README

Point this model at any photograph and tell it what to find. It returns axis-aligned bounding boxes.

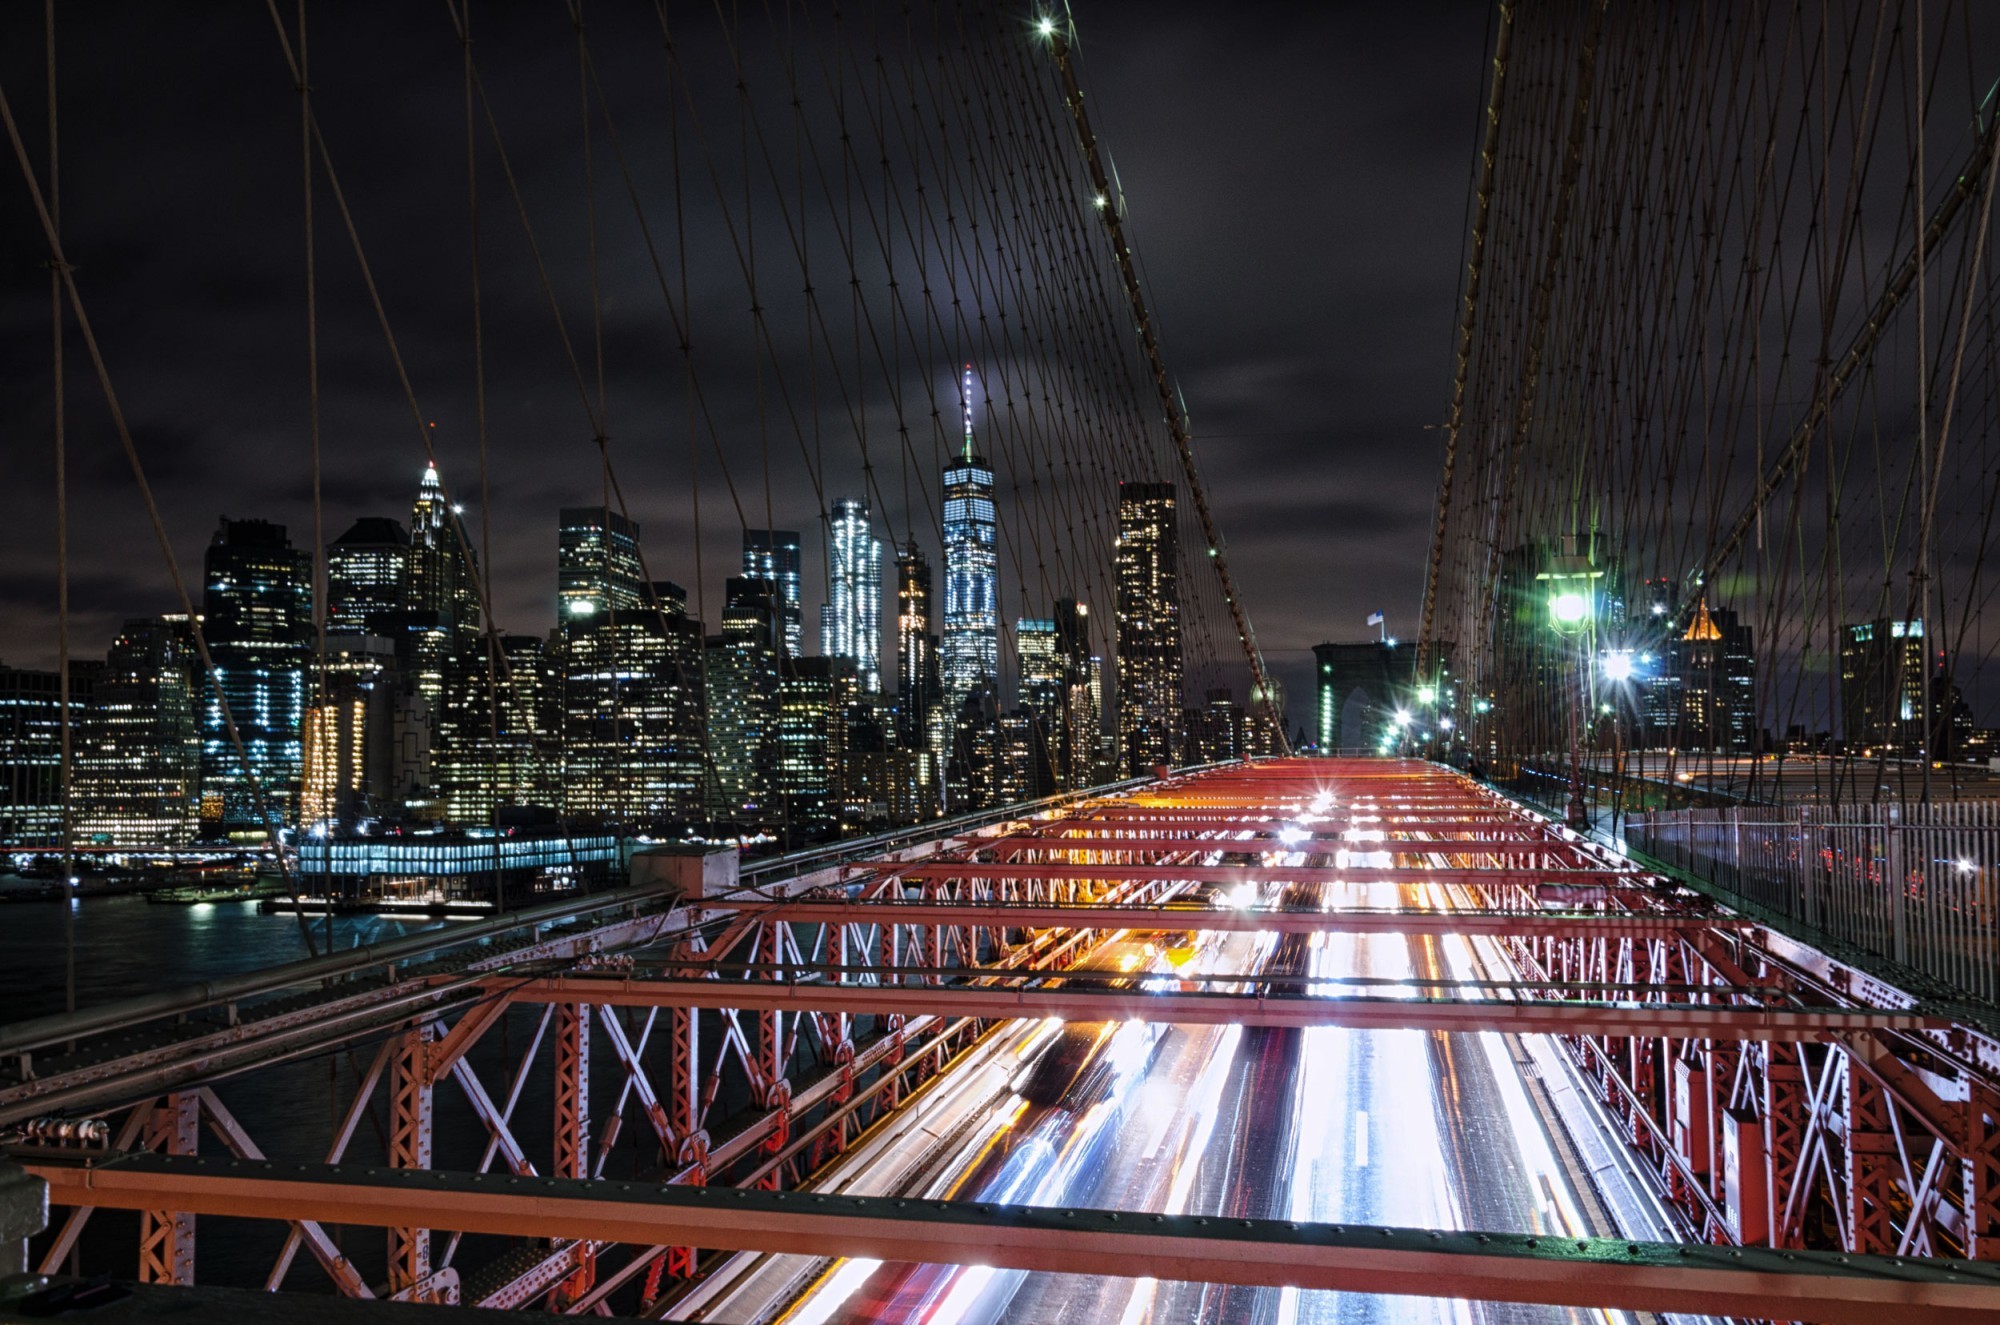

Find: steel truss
[6,758,2000,1322]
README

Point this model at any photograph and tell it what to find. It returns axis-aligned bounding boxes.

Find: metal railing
[1627,803,2000,1006]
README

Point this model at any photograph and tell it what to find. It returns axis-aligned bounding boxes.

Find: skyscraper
[742,529,804,657]
[200,517,312,831]
[74,618,201,846]
[776,655,859,840]
[558,507,645,622]
[406,464,481,638]
[1115,481,1183,774]
[0,663,87,847]
[941,366,999,726]
[325,517,409,634]
[1841,618,1930,753]
[1016,617,1062,796]
[705,577,784,821]
[895,542,942,756]
[434,635,558,825]
[1052,597,1099,789]
[820,498,882,692]
[560,611,706,825]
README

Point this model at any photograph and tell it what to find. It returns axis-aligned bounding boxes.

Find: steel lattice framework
[7,758,2000,1322]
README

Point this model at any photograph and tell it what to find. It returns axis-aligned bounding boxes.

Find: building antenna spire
[962,363,974,460]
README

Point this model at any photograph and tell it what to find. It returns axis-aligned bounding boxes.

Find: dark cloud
[0,1,1487,736]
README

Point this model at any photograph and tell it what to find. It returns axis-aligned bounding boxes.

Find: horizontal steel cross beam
[887,863,1646,885]
[493,975,1936,1038]
[701,899,1748,940]
[985,836,1597,856]
[23,1152,2000,1325]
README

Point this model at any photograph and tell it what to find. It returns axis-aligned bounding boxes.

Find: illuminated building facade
[560,612,705,826]
[742,529,804,657]
[1841,618,1932,754]
[325,517,408,635]
[300,645,431,829]
[776,655,858,839]
[558,507,645,622]
[74,619,201,846]
[1190,688,1250,763]
[0,664,86,847]
[1114,482,1183,774]
[1052,598,1100,788]
[820,497,882,692]
[200,517,311,832]
[406,465,481,639]
[705,578,783,821]
[434,635,558,825]
[1016,618,1062,797]
[942,369,998,729]
[895,542,943,758]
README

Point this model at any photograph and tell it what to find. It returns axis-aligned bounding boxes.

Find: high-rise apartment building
[1115,482,1183,774]
[895,542,943,757]
[325,517,409,634]
[74,619,201,846]
[742,529,804,657]
[406,465,481,638]
[820,498,882,692]
[558,507,646,622]
[942,369,999,727]
[200,517,311,832]
[299,642,430,828]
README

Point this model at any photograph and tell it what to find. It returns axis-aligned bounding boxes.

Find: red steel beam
[983,836,1604,856]
[491,975,1937,1038]
[26,1153,2000,1325]
[887,863,1644,885]
[699,899,1748,940]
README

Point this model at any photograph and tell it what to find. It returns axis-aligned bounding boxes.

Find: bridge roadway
[8,758,2000,1323]
[676,904,1679,1325]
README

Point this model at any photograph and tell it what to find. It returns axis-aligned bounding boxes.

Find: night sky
[0,2,1489,731]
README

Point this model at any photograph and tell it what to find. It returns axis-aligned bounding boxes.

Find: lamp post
[1537,554,1602,832]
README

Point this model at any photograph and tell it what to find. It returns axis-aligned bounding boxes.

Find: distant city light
[1439,716,1454,731]
[1276,824,1309,846]
[1416,685,1436,705]
[1037,15,1056,36]
[1601,651,1635,682]
[568,599,598,616]
[1392,709,1411,727]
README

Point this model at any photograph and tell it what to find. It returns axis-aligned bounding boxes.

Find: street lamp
[1535,551,1604,832]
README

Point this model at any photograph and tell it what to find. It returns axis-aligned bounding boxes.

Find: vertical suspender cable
[298,0,330,953]
[47,0,75,1018]
[1042,23,1288,756]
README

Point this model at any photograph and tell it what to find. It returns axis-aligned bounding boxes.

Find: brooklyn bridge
[4,4,2000,1323]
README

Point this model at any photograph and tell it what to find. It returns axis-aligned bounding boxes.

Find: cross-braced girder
[10,758,2000,1322]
